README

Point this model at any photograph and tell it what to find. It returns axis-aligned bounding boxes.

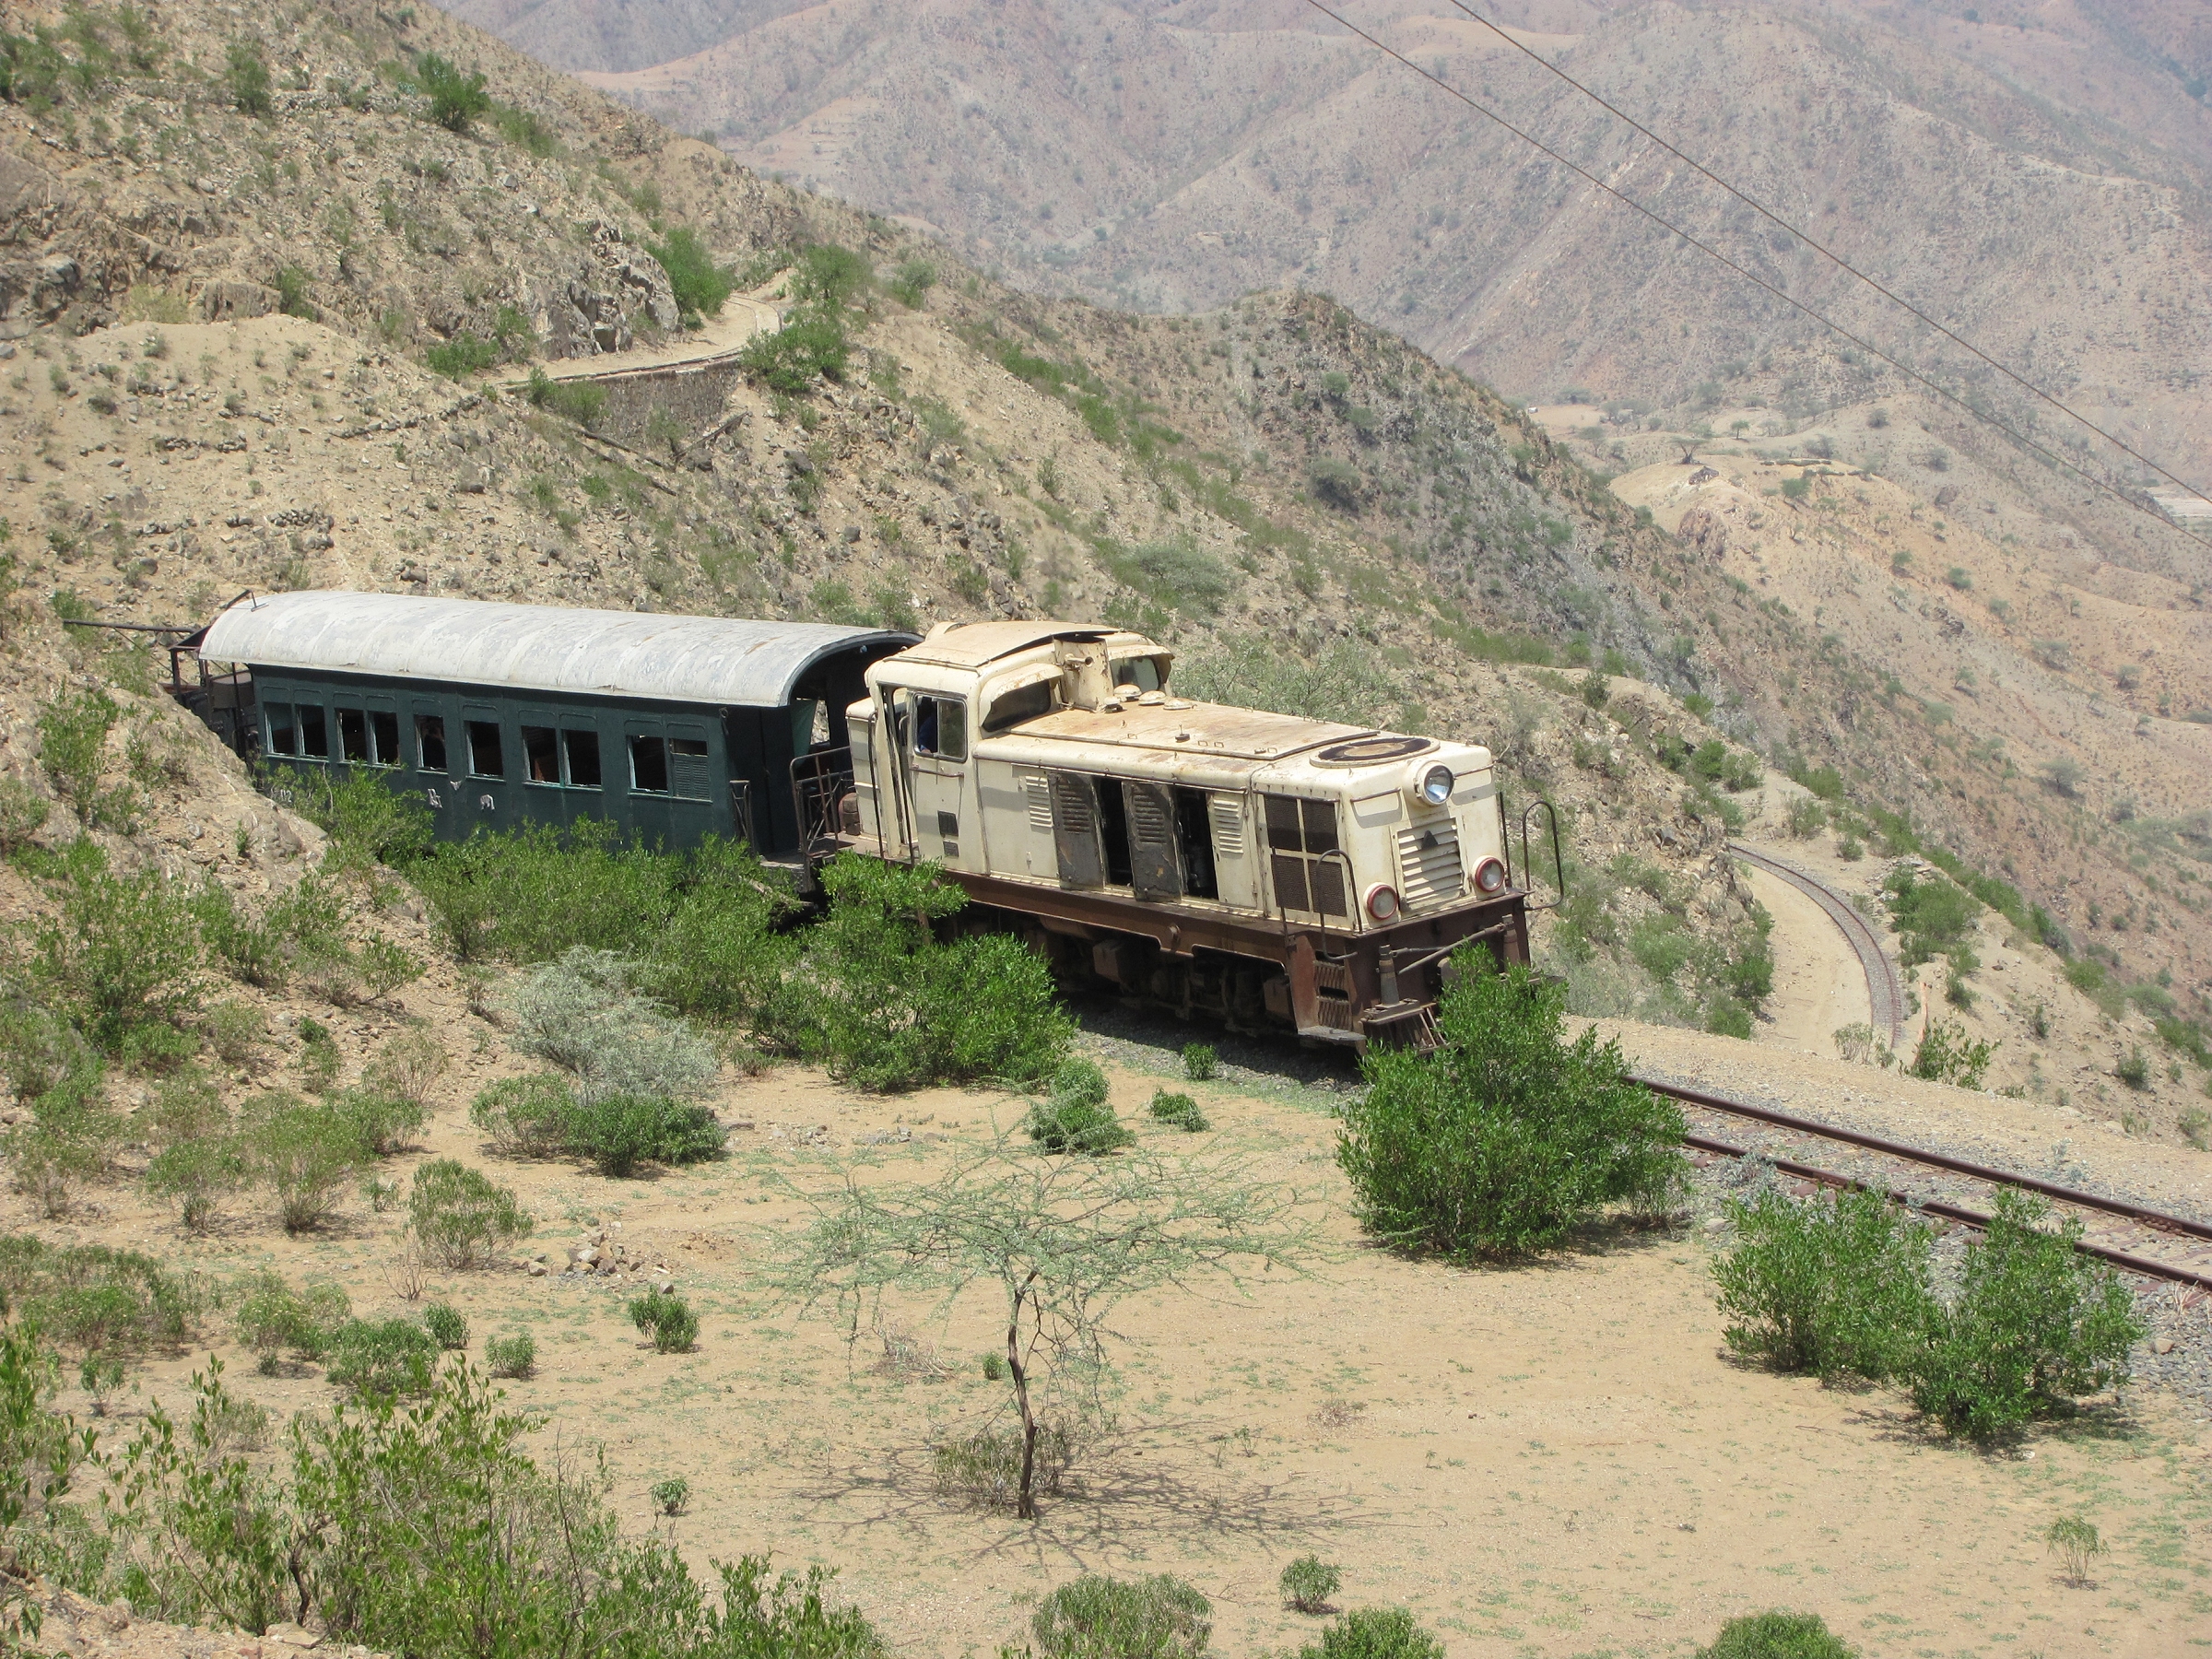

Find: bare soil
[39,999,2212,1659]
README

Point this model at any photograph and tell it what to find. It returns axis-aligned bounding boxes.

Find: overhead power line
[1294,0,2212,556]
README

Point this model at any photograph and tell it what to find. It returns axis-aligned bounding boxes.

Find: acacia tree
[772,1137,1317,1519]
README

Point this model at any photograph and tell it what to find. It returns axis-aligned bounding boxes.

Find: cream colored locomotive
[830,620,1552,1048]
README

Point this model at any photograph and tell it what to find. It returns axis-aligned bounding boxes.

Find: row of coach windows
[265,703,711,797]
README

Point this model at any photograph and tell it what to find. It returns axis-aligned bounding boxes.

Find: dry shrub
[365,1028,449,1109]
[932,1421,1078,1511]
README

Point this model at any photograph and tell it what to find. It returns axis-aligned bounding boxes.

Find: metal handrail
[1312,847,1359,961]
[790,747,855,855]
[727,777,757,852]
[1518,799,1567,912]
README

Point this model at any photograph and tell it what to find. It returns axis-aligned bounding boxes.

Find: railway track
[1726,841,1906,1050]
[1631,1073,2212,1293]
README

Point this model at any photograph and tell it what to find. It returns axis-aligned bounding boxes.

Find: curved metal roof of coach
[197,592,916,709]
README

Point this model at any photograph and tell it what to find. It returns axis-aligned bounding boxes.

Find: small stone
[1702,1217,1726,1232]
[842,525,861,543]
[655,1278,675,1295]
[265,1622,321,1650]
[2153,1337,2175,1355]
[526,1261,547,1277]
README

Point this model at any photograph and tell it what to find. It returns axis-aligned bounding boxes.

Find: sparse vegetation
[1295,1606,1446,1659]
[628,1288,700,1354]
[1280,1556,1341,1615]
[408,1159,531,1267]
[1695,1612,1855,1659]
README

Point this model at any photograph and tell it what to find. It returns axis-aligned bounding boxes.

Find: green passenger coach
[194,592,916,857]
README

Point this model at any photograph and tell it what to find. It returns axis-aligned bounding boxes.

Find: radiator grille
[1396,811,1465,911]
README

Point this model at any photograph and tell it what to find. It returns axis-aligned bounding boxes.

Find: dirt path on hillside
[505,284,786,387]
[1742,859,1870,1058]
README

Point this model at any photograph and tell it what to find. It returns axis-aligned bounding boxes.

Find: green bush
[1340,962,1687,1257]
[737,312,850,394]
[1031,1574,1210,1659]
[332,1088,426,1157]
[325,1318,439,1397]
[1883,869,1980,969]
[0,775,50,854]
[275,265,315,321]
[421,1303,467,1351]
[628,1289,699,1354]
[1696,1610,1856,1659]
[36,688,117,826]
[408,1159,531,1268]
[651,1476,688,1516]
[567,1093,725,1178]
[1295,1607,1444,1659]
[1279,1556,1340,1615]
[468,1073,576,1158]
[423,333,500,380]
[245,1091,365,1232]
[501,947,721,1103]
[1026,1096,1135,1156]
[1903,1191,2142,1442]
[1711,1188,1933,1381]
[2116,1046,2149,1090]
[0,1237,194,1358]
[143,1135,249,1231]
[1784,796,1826,839]
[888,259,936,307]
[523,365,606,426]
[647,227,735,326]
[27,851,204,1056]
[1181,1042,1217,1082]
[1908,1018,1997,1089]
[224,42,270,117]
[1147,1091,1208,1133]
[769,856,1070,1090]
[416,53,489,132]
[484,1332,535,1379]
[234,1274,350,1371]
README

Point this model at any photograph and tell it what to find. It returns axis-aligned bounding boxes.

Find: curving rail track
[1634,1073,2212,1292]
[1727,841,1906,1050]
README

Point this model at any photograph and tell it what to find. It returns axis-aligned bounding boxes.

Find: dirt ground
[31,1006,2212,1659]
[1735,856,1874,1055]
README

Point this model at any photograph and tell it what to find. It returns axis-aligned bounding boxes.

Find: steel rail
[1680,1128,2212,1292]
[1726,841,1905,1049]
[1640,1074,2212,1243]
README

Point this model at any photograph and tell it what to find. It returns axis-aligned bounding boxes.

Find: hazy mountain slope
[546,0,2212,512]
[446,0,817,76]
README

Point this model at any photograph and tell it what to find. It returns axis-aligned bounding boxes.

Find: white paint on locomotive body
[844,620,1507,931]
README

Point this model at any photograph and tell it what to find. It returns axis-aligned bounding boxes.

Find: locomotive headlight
[1364,884,1401,923]
[1473,856,1508,896]
[1418,763,1454,806]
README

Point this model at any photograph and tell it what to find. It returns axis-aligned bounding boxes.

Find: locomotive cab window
[1109,655,1165,693]
[416,715,448,774]
[983,679,1054,733]
[912,694,967,762]
[265,702,298,758]
[1265,794,1347,918]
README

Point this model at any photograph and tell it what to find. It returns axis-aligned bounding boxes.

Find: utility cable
[1292,0,2212,555]
[1436,0,2212,519]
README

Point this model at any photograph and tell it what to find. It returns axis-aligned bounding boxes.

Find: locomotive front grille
[1395,810,1465,912]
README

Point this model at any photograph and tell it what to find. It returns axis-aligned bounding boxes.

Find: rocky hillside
[0,0,2199,1112]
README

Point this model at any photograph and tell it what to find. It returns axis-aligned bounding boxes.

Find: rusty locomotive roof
[894,619,1160,669]
[986,700,1374,763]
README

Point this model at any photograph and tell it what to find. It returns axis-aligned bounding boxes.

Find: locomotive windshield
[1108,654,1166,693]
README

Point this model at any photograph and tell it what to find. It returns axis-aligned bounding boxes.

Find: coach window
[265,702,298,758]
[416,714,448,773]
[630,735,670,794]
[337,708,370,764]
[522,725,560,784]
[299,705,330,761]
[563,729,602,789]
[669,736,711,799]
[466,720,504,779]
[370,711,401,768]
[914,695,967,762]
